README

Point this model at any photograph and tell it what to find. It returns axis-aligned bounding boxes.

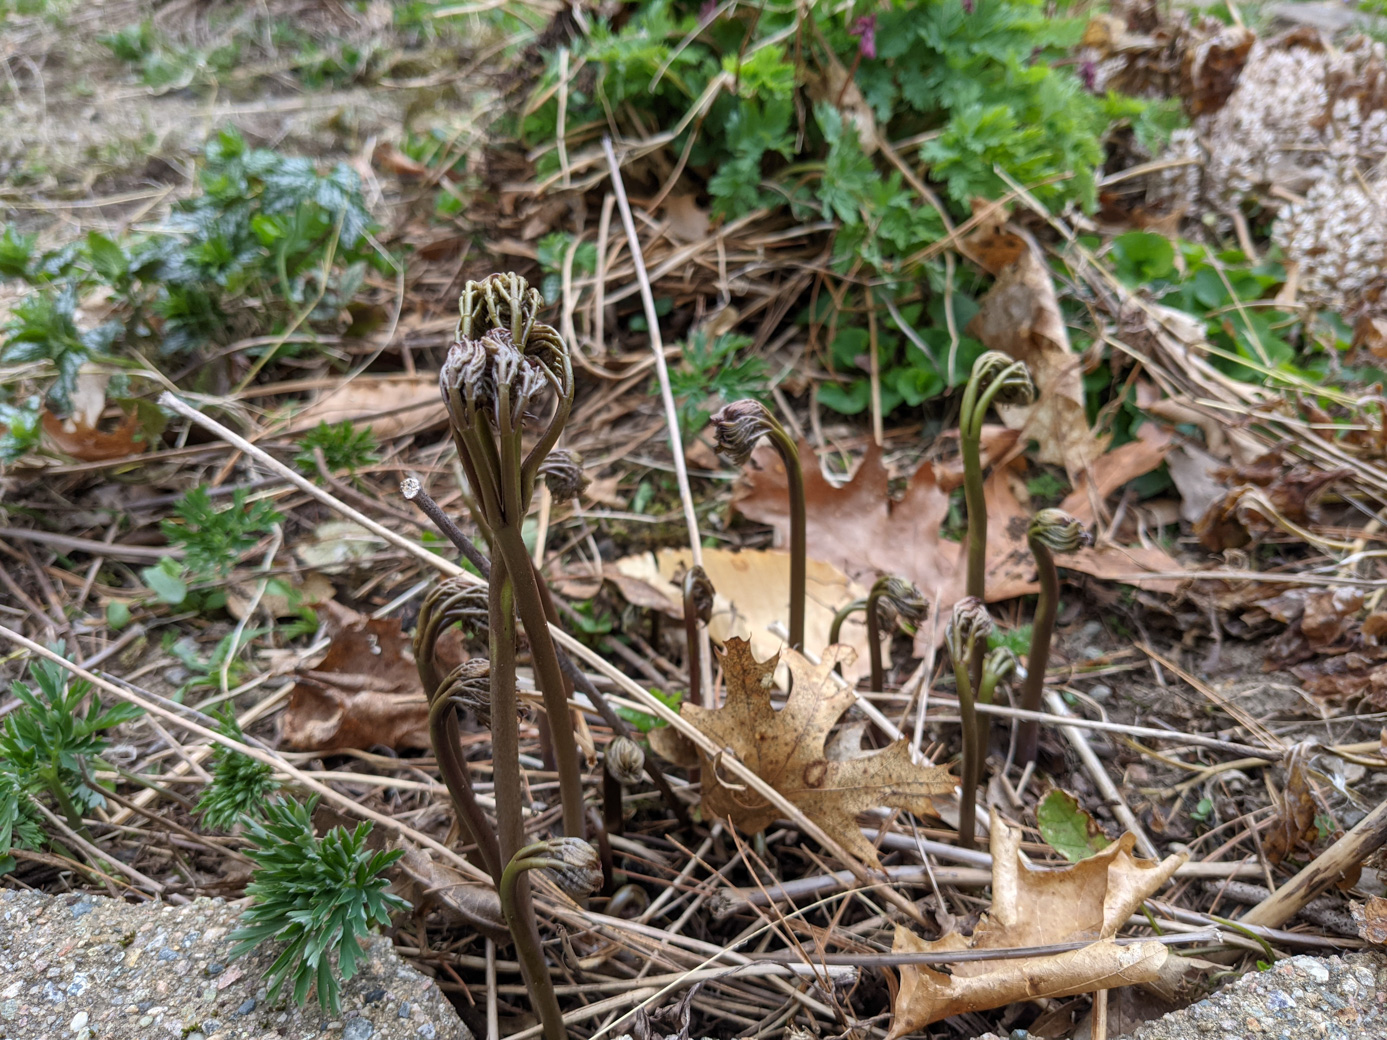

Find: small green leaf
[1037,789,1112,862]
[141,559,187,605]
[106,601,133,630]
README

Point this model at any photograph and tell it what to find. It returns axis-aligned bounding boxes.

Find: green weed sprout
[828,576,929,690]
[1016,509,1091,765]
[500,838,602,1040]
[711,400,805,649]
[231,797,407,1013]
[946,597,993,851]
[0,648,142,837]
[0,767,45,874]
[293,420,379,479]
[162,485,282,579]
[195,707,278,831]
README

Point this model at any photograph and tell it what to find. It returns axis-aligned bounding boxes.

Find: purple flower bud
[850,15,876,60]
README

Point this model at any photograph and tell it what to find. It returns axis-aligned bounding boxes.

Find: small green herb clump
[231,797,408,1012]
[0,648,143,844]
[196,708,278,831]
[293,421,380,478]
[162,485,283,579]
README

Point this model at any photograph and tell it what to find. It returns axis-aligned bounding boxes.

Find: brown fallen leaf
[611,546,875,682]
[887,809,1185,1035]
[281,601,430,751]
[227,571,336,621]
[1059,423,1172,525]
[286,374,448,440]
[1351,895,1387,944]
[393,842,507,943]
[965,225,1108,477]
[734,440,1183,650]
[1264,743,1320,866]
[681,638,955,868]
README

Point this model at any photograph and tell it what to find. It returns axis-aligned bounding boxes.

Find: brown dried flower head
[946,596,994,664]
[683,565,716,625]
[1029,509,1092,554]
[604,735,646,785]
[538,448,589,499]
[710,399,775,466]
[440,328,549,433]
[970,351,1036,408]
[873,576,929,631]
[540,837,604,898]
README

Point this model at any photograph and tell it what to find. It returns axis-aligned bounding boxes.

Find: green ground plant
[0,648,143,844]
[196,707,279,830]
[293,420,380,478]
[230,796,407,1013]
[0,129,383,452]
[522,0,1179,423]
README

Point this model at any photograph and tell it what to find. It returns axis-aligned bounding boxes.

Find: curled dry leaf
[887,809,1185,1035]
[1264,743,1321,866]
[393,842,507,944]
[681,637,954,869]
[611,546,875,682]
[281,601,430,752]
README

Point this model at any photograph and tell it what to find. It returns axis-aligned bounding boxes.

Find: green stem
[952,653,979,851]
[975,664,1005,779]
[828,599,865,648]
[1017,537,1057,766]
[490,558,525,863]
[499,847,567,1040]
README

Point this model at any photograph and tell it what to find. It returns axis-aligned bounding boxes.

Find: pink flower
[850,15,876,60]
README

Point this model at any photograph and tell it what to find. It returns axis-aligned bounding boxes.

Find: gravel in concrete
[0,888,472,1040]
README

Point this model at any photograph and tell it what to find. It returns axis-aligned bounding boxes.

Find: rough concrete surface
[0,888,472,1040]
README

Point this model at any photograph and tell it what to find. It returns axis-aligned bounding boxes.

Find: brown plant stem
[489,557,525,864]
[602,768,624,837]
[771,422,807,652]
[954,662,980,851]
[1017,536,1058,767]
[428,693,502,882]
[493,524,587,839]
[498,845,568,1040]
[400,479,492,576]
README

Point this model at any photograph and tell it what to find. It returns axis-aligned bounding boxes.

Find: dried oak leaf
[281,601,430,751]
[286,374,448,439]
[887,809,1185,1035]
[735,440,1181,652]
[681,638,954,869]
